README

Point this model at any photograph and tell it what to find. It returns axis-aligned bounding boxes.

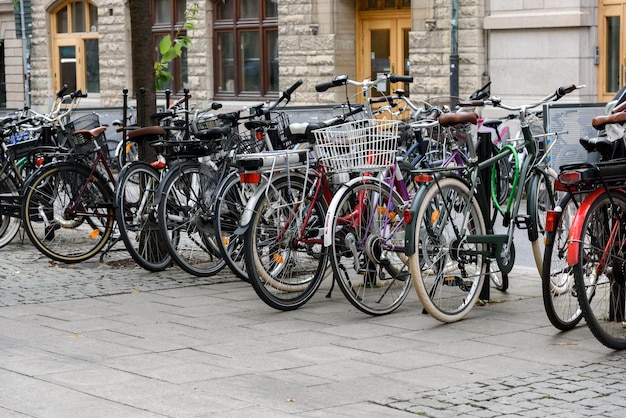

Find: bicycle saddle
[438,112,479,127]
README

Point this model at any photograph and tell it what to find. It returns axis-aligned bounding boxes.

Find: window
[214,0,278,97]
[153,0,188,93]
[51,1,99,93]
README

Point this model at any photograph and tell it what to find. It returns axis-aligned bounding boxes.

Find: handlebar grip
[71,90,88,98]
[369,96,395,104]
[315,81,334,92]
[457,100,484,107]
[284,79,303,97]
[556,84,577,100]
[56,84,69,98]
[389,74,413,83]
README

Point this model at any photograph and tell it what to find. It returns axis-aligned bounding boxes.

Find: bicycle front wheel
[244,173,328,311]
[541,193,583,331]
[116,161,171,272]
[157,162,226,276]
[21,162,115,263]
[0,171,21,248]
[408,176,487,323]
[329,178,412,315]
[573,190,626,349]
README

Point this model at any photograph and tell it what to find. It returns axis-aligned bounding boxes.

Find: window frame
[152,0,189,94]
[50,0,99,94]
[213,0,279,99]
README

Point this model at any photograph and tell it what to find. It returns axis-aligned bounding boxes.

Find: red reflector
[403,208,413,224]
[545,209,561,233]
[553,179,568,192]
[151,161,166,170]
[255,130,263,141]
[35,156,44,166]
[414,174,433,183]
[240,172,261,184]
[558,171,581,185]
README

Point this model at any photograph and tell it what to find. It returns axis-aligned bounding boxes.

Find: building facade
[0,0,609,111]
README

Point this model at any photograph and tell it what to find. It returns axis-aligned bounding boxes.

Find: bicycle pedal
[514,215,531,230]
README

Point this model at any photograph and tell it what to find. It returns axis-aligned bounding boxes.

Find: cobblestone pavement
[2,237,626,417]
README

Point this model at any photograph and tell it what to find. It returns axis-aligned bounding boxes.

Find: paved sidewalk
[0,238,623,417]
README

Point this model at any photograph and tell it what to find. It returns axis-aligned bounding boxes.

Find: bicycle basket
[267,112,292,150]
[191,114,219,137]
[313,119,399,173]
[71,113,101,131]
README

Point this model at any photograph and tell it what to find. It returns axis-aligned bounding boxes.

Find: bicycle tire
[157,162,226,276]
[0,171,21,248]
[541,193,583,331]
[213,170,252,282]
[328,178,412,315]
[528,167,560,275]
[573,190,626,349]
[408,175,487,323]
[21,162,115,263]
[116,161,172,272]
[244,173,328,311]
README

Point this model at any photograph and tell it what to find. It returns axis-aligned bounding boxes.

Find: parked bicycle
[404,84,582,323]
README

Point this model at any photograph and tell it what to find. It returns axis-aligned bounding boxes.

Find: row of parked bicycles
[3,75,626,349]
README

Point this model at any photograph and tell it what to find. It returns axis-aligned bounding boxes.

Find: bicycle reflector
[545,206,562,233]
[413,173,433,183]
[558,171,582,186]
[403,208,412,224]
[553,179,568,192]
[239,172,261,184]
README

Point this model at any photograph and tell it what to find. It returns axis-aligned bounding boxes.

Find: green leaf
[159,35,172,55]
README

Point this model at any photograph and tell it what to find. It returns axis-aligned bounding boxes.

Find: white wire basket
[313,119,399,173]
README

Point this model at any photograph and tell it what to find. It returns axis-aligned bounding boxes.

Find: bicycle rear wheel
[328,178,412,315]
[573,190,626,349]
[21,162,115,263]
[541,193,583,331]
[116,161,171,272]
[0,171,21,248]
[408,176,487,323]
[213,170,253,282]
[244,173,328,311]
[157,162,226,276]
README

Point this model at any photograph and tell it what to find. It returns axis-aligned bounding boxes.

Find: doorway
[357,11,411,119]
[598,2,626,102]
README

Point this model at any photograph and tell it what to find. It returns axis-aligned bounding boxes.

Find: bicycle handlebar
[457,84,585,112]
[315,73,413,93]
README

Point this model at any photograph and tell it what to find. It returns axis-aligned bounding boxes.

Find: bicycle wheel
[328,178,412,315]
[21,162,115,263]
[116,161,171,272]
[157,162,226,276]
[244,173,328,311]
[213,171,254,282]
[0,171,21,248]
[573,190,626,349]
[541,193,583,331]
[529,167,560,275]
[408,175,487,323]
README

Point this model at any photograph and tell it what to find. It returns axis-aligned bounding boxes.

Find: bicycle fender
[566,187,621,266]
[234,178,270,235]
[322,177,364,247]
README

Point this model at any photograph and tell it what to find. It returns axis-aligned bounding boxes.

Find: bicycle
[540,110,626,331]
[554,110,626,348]
[238,73,412,311]
[404,84,582,323]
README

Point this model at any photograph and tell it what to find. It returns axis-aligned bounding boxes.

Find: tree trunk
[128,0,157,127]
